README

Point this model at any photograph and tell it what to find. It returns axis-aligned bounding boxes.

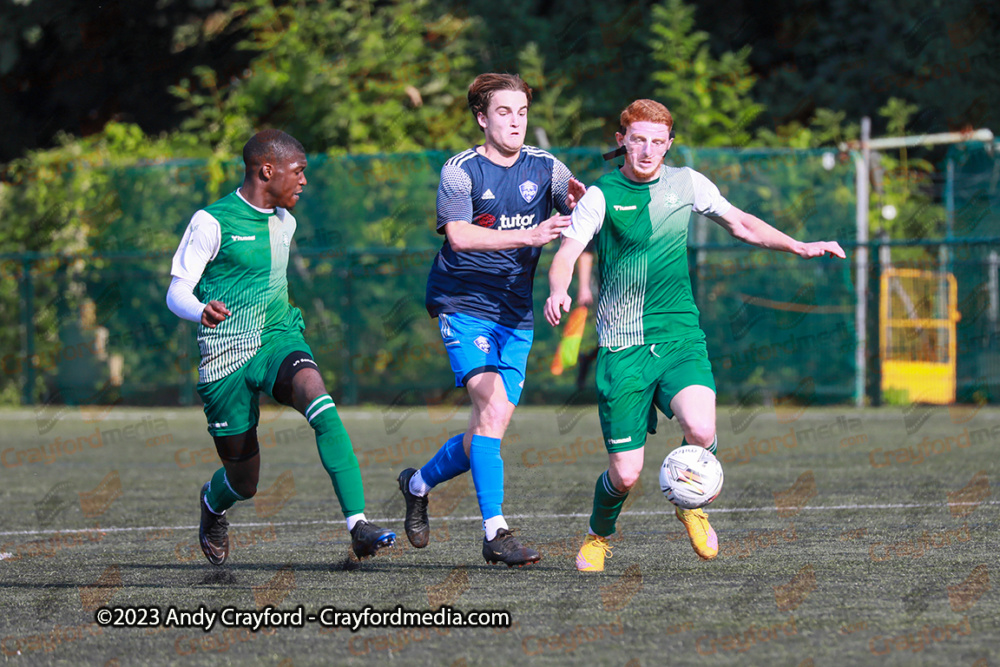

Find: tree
[170,0,480,156]
[715,0,1000,139]
[0,122,204,404]
[516,43,604,148]
[0,0,251,162]
[871,98,943,248]
[647,0,765,148]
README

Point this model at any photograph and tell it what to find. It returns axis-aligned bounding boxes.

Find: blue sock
[469,434,503,520]
[419,433,470,488]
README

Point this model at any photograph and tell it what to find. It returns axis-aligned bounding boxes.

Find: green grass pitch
[0,404,997,666]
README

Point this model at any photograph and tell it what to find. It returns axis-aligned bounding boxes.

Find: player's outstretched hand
[798,241,846,259]
[545,291,573,326]
[566,178,587,211]
[202,300,231,328]
[529,214,572,247]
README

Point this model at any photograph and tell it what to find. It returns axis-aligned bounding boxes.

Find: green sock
[204,467,245,514]
[307,395,365,517]
[589,470,629,537]
[683,435,718,456]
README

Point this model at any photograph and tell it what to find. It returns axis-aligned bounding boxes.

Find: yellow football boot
[575,533,614,572]
[675,506,718,560]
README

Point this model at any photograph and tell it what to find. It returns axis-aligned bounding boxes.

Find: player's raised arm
[709,206,846,259]
[687,168,845,260]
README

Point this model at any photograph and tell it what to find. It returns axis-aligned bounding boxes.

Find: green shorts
[196,309,313,437]
[595,338,716,453]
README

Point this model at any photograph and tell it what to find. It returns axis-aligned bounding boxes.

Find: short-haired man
[544,100,845,571]
[167,129,395,565]
[397,73,586,567]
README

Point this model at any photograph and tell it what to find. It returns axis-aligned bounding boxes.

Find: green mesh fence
[1,144,997,410]
[675,147,857,405]
[948,141,1000,400]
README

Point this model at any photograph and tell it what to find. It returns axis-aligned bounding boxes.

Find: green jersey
[170,191,298,383]
[564,166,731,348]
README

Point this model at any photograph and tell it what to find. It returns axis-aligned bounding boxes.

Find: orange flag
[551,306,588,375]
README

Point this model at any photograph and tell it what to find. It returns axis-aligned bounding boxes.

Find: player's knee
[229,479,258,499]
[611,466,641,492]
[685,424,716,448]
[478,400,509,434]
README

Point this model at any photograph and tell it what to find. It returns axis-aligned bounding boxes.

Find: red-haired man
[545,100,845,571]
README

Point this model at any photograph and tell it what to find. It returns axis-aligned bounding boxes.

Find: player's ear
[615,131,625,147]
[260,162,273,181]
[476,111,488,131]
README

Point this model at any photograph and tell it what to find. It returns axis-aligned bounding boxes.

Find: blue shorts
[438,312,533,405]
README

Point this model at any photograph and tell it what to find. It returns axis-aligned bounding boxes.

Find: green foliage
[452,0,656,144]
[0,122,223,405]
[754,95,942,264]
[648,0,765,147]
[516,43,605,147]
[872,98,943,258]
[0,0,250,162]
[4,0,1000,162]
[756,109,860,149]
[744,0,999,139]
[880,98,920,138]
[170,0,480,155]
[0,122,192,256]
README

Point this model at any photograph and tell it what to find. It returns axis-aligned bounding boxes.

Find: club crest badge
[519,180,538,203]
[474,335,491,353]
[665,192,680,205]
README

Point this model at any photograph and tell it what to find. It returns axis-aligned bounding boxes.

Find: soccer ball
[659,445,724,510]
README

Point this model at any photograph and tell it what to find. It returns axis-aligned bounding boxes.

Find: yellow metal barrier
[880,268,961,404]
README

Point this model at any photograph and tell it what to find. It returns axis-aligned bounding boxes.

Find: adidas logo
[482,189,495,200]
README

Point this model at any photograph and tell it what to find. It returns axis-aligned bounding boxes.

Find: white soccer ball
[659,445,724,510]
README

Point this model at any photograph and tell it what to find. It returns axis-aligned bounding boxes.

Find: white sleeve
[170,210,221,282]
[166,276,206,323]
[688,168,732,217]
[562,186,606,246]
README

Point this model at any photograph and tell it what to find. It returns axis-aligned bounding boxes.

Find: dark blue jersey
[426,145,574,329]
